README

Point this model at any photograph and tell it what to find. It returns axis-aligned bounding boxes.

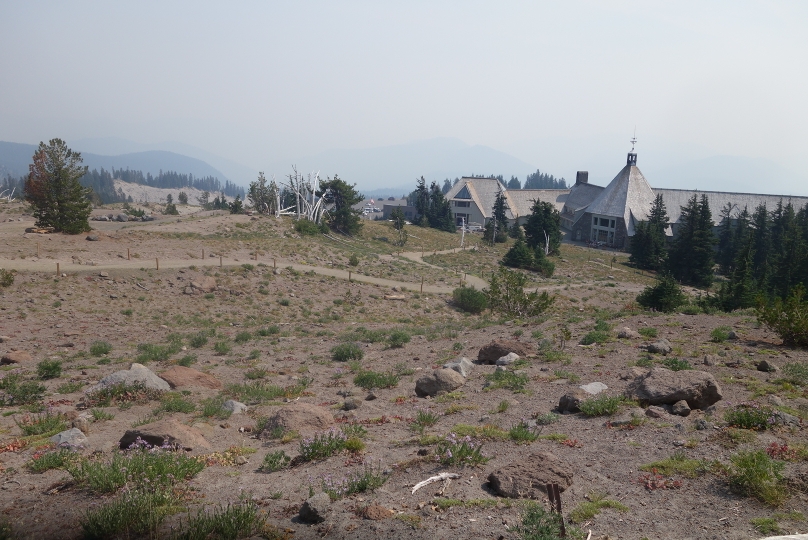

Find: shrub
[176,354,196,367]
[36,359,62,380]
[172,502,262,540]
[638,327,658,339]
[452,286,488,314]
[155,393,195,414]
[27,447,78,473]
[780,362,808,387]
[636,274,687,313]
[84,381,164,407]
[234,331,252,344]
[244,368,268,380]
[15,411,68,436]
[321,462,387,500]
[486,267,554,318]
[0,268,14,288]
[725,402,776,430]
[580,330,609,345]
[200,396,232,419]
[257,326,280,337]
[569,492,629,523]
[331,342,363,362]
[294,219,322,236]
[213,340,232,355]
[514,502,567,540]
[509,420,539,444]
[136,341,181,363]
[728,449,786,506]
[89,341,112,357]
[259,450,291,472]
[710,326,733,343]
[661,358,692,371]
[353,370,400,390]
[387,329,411,348]
[0,374,45,406]
[80,487,175,540]
[757,284,808,346]
[411,409,440,433]
[485,369,529,393]
[435,433,489,466]
[298,429,347,462]
[224,379,309,405]
[348,253,360,266]
[578,395,623,417]
[57,381,84,393]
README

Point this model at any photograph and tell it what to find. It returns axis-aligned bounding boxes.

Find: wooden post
[273,258,276,269]
[127,248,131,261]
[156,258,159,270]
[37,243,40,258]
[202,248,204,260]
[56,262,60,276]
[219,255,223,268]
[420,277,424,293]
[348,270,352,282]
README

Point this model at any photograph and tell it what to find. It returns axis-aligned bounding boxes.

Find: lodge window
[454,201,470,207]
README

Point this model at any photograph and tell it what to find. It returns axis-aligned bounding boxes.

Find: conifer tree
[667,194,715,288]
[502,238,533,269]
[630,194,669,271]
[524,200,561,255]
[24,138,93,234]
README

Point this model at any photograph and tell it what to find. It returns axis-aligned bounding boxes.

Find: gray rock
[51,428,87,448]
[343,398,361,411]
[694,419,709,430]
[299,492,331,523]
[183,286,194,295]
[487,452,573,499]
[579,382,608,395]
[116,213,128,222]
[645,405,668,418]
[86,234,99,241]
[495,352,520,366]
[119,418,210,451]
[558,389,589,413]
[90,363,171,393]
[727,330,738,340]
[672,400,691,417]
[625,367,723,409]
[414,368,465,397]
[703,355,718,366]
[773,411,801,426]
[443,357,473,377]
[769,395,785,407]
[221,400,248,414]
[645,339,673,355]
[617,327,640,339]
[757,359,779,373]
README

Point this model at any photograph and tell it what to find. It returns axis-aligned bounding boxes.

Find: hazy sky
[2,1,806,188]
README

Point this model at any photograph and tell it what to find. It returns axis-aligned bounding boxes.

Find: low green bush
[298,429,347,462]
[259,450,291,472]
[780,362,808,387]
[661,358,692,371]
[321,462,387,500]
[387,329,411,348]
[710,326,733,343]
[353,370,400,390]
[36,359,62,380]
[580,330,609,345]
[757,284,808,346]
[89,341,112,357]
[172,501,263,540]
[435,433,489,466]
[725,402,776,430]
[452,286,488,314]
[636,274,687,313]
[0,268,14,288]
[728,449,786,506]
[15,411,68,436]
[578,395,623,417]
[638,327,658,338]
[331,342,363,362]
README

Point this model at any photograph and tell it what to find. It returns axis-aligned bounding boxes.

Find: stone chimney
[575,171,589,185]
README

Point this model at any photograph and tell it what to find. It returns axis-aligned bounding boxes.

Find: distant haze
[1,2,806,195]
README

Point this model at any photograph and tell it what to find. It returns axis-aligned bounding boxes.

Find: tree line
[630,193,808,311]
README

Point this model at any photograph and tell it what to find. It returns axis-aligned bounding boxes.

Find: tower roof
[582,153,656,234]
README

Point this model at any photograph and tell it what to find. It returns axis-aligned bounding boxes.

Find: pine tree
[524,200,561,255]
[750,203,772,290]
[507,176,521,189]
[24,138,93,234]
[318,175,363,235]
[502,238,533,269]
[667,194,715,288]
[486,187,509,243]
[427,181,455,232]
[716,203,736,274]
[413,176,430,227]
[718,237,757,311]
[630,194,669,271]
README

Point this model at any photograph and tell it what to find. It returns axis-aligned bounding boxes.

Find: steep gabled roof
[581,161,656,229]
[653,188,808,226]
[506,189,568,219]
[446,177,511,220]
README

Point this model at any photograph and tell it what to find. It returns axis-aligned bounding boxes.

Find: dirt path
[0,252,482,295]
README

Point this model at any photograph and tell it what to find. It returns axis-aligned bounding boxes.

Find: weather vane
[630,128,637,152]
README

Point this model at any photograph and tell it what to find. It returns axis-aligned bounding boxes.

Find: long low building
[445,150,808,249]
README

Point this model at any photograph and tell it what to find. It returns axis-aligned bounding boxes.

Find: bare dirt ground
[0,200,806,540]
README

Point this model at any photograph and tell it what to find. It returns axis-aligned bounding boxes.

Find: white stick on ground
[411,473,460,495]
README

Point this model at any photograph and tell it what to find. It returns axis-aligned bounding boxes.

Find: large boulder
[487,452,573,499]
[90,363,170,392]
[617,327,641,339]
[159,366,222,390]
[477,340,532,364]
[0,350,33,365]
[260,402,334,437]
[625,367,723,409]
[190,276,217,293]
[414,368,465,397]
[644,339,673,355]
[119,418,210,451]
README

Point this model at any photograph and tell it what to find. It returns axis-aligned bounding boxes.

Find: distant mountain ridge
[0,141,231,184]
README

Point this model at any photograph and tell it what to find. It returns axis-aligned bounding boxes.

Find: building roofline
[654,187,808,199]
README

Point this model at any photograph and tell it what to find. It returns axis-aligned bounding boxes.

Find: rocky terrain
[0,200,806,540]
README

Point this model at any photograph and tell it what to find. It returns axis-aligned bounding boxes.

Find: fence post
[37,243,40,258]
[202,248,204,260]
[127,248,131,261]
[348,270,352,282]
[156,258,159,270]
[420,277,424,293]
[220,255,222,268]
[56,262,60,276]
